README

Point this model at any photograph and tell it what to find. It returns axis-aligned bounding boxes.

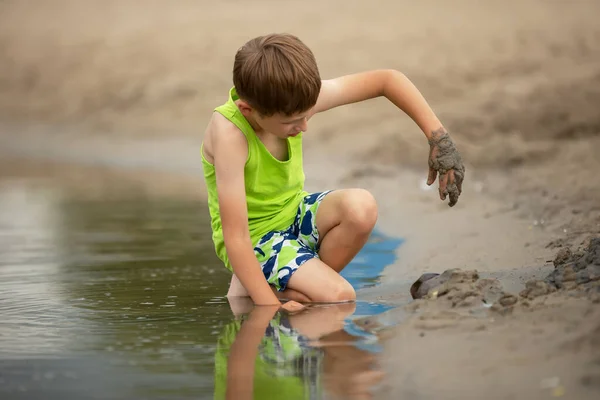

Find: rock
[409,269,479,300]
[408,268,525,319]
[587,264,600,281]
[541,237,600,291]
[499,294,518,307]
[520,280,556,299]
[562,266,577,282]
[456,295,480,308]
[554,247,573,267]
[410,272,441,299]
[490,302,514,315]
[576,268,591,284]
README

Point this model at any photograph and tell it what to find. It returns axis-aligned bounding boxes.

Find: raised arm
[310,69,465,206]
[311,69,442,138]
[213,120,280,305]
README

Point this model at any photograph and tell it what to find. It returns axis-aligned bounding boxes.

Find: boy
[201,33,464,311]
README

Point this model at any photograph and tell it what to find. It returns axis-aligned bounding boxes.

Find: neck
[244,113,264,135]
[234,100,267,135]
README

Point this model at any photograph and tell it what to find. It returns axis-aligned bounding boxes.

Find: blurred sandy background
[1,0,600,398]
[1,0,599,221]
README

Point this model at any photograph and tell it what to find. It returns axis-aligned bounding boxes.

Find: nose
[296,118,308,133]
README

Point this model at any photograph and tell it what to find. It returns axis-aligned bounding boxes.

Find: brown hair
[233,33,321,117]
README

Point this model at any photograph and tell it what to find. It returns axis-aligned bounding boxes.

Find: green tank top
[201,87,308,271]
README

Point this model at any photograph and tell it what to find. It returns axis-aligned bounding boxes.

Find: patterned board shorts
[254,190,332,292]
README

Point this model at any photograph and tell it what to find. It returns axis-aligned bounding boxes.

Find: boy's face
[254,111,309,139]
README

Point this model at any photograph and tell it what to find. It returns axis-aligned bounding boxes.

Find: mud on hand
[427,128,465,207]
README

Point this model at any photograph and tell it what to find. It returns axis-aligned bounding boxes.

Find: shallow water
[0,178,403,400]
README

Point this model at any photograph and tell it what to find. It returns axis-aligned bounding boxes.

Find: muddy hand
[427,128,465,207]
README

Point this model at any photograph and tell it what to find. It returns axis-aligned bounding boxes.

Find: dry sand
[1,0,600,398]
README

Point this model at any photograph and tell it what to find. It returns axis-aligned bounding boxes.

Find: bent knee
[342,189,378,233]
[340,285,357,302]
[315,280,356,303]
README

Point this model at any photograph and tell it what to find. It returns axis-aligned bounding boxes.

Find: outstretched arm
[313,69,442,138]
[213,119,281,305]
[311,69,465,206]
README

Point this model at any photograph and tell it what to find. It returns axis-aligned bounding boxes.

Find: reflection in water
[341,230,404,353]
[216,230,403,400]
[0,177,403,399]
[217,299,386,400]
[0,179,230,398]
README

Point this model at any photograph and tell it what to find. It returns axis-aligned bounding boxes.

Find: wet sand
[1,0,600,398]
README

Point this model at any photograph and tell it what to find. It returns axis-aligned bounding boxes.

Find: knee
[342,189,378,234]
[321,280,356,303]
[334,281,357,302]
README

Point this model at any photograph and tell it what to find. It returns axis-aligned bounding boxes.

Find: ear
[237,100,254,118]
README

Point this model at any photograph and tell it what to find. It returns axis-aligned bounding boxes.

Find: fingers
[427,167,437,185]
[438,172,449,201]
[427,146,439,185]
[455,168,464,195]
[448,170,455,187]
[447,170,461,207]
[428,132,465,205]
[439,169,463,207]
[448,183,460,207]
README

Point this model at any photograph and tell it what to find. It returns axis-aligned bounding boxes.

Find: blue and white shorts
[254,191,332,292]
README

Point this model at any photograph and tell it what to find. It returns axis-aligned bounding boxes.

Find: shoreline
[1,0,599,395]
[1,130,599,398]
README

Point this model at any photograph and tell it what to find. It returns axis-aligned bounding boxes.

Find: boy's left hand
[426,128,465,207]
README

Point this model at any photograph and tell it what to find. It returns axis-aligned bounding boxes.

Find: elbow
[385,68,406,79]
[222,221,251,246]
[223,231,255,265]
[223,227,252,252]
[382,69,407,93]
[224,234,253,252]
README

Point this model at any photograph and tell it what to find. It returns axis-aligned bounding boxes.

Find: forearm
[382,70,445,139]
[225,237,280,305]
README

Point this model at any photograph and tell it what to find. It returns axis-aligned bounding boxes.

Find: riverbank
[1,0,599,398]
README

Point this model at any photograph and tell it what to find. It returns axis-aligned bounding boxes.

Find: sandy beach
[1,0,599,398]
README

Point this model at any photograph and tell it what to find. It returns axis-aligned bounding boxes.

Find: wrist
[251,291,280,306]
[427,126,448,142]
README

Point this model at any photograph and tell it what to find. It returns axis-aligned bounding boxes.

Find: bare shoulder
[202,112,248,165]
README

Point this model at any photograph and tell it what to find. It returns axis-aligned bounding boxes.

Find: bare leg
[286,258,356,303]
[315,189,378,272]
[226,188,376,304]
[226,274,249,297]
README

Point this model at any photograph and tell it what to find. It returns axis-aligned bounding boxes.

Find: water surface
[0,177,403,399]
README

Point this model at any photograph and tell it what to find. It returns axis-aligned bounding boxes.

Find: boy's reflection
[215,298,385,400]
